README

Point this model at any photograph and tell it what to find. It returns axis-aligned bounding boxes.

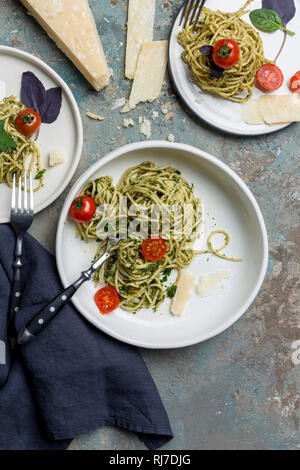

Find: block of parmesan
[171,271,195,317]
[122,40,168,112]
[243,94,300,125]
[19,0,110,91]
[125,0,156,79]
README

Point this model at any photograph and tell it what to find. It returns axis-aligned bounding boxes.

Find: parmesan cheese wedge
[123,41,168,112]
[171,271,195,317]
[19,0,110,91]
[125,0,156,79]
[243,94,300,125]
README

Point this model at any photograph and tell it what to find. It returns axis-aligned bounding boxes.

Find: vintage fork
[18,238,119,344]
[8,172,34,337]
[179,0,206,29]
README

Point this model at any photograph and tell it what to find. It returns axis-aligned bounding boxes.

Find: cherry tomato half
[290,71,300,93]
[141,237,167,262]
[212,39,240,69]
[15,108,41,137]
[94,286,120,315]
[69,196,96,223]
[256,64,284,91]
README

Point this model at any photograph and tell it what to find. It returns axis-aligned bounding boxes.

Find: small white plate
[56,141,268,349]
[169,0,299,136]
[0,46,83,222]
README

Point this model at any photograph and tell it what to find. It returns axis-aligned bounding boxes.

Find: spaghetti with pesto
[75,162,242,313]
[178,0,270,102]
[0,96,43,190]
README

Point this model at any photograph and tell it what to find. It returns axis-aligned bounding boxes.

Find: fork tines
[180,0,206,29]
[11,172,34,215]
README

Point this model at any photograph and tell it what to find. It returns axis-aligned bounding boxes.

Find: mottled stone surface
[1,0,299,450]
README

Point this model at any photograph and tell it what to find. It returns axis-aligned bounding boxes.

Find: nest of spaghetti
[0,96,43,189]
[75,162,203,312]
[178,0,270,103]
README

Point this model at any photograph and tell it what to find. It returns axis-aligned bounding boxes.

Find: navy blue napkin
[0,225,173,450]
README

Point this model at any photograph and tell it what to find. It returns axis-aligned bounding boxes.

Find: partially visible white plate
[56,141,268,349]
[0,46,83,222]
[169,0,299,136]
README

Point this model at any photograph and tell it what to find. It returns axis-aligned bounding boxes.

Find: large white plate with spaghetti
[56,141,268,349]
[0,46,83,223]
[169,0,300,136]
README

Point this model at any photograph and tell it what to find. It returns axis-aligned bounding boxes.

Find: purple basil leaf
[199,45,213,56]
[200,44,224,79]
[210,61,224,79]
[21,71,46,115]
[262,0,296,26]
[40,87,62,124]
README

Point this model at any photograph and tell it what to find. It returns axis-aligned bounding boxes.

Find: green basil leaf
[166,285,177,298]
[34,168,47,180]
[0,120,17,152]
[250,8,282,32]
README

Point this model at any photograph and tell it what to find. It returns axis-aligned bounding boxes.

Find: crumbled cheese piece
[138,116,143,124]
[167,133,175,142]
[123,41,168,112]
[152,111,159,120]
[122,118,135,128]
[125,0,156,79]
[171,271,195,317]
[196,271,231,297]
[139,118,151,138]
[19,0,110,91]
[111,97,126,110]
[120,102,131,114]
[161,108,168,115]
[86,111,104,121]
[49,148,65,167]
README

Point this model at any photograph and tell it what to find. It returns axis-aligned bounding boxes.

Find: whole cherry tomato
[15,108,41,137]
[212,39,240,69]
[69,196,96,223]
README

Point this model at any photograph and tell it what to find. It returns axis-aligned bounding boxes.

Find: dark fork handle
[7,279,23,335]
[18,285,77,343]
[17,271,89,344]
[7,235,24,336]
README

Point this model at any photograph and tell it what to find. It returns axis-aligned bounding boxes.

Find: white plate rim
[168,6,291,137]
[56,140,269,349]
[0,45,83,220]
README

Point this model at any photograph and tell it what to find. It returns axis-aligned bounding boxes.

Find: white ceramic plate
[0,46,83,223]
[56,141,268,349]
[169,0,300,136]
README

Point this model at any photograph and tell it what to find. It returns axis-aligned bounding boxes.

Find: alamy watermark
[93,198,202,242]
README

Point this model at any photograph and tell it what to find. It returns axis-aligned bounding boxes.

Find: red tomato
[15,108,41,137]
[256,64,284,91]
[212,39,240,69]
[69,196,96,223]
[141,237,167,262]
[290,71,300,93]
[94,286,120,314]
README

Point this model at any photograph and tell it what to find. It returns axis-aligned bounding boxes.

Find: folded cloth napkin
[0,225,173,450]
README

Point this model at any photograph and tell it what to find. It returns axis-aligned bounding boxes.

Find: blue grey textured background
[0,0,299,450]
